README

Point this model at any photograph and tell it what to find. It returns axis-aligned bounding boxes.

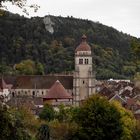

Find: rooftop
[43,80,73,100]
[75,35,91,52]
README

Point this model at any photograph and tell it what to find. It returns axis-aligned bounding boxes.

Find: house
[0,77,12,102]
[109,94,126,106]
[6,96,43,115]
[43,80,73,107]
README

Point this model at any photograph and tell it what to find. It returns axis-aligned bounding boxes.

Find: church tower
[73,35,96,105]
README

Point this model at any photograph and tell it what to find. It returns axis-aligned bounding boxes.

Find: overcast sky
[4,0,140,38]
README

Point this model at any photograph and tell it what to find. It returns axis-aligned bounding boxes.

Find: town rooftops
[75,35,91,52]
[43,80,73,100]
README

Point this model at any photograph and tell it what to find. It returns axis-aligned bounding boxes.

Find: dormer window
[79,59,83,64]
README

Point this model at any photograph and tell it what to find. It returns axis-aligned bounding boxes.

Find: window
[12,92,15,97]
[32,91,35,96]
[85,59,89,64]
[79,59,83,64]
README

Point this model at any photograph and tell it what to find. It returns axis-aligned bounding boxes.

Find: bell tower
[73,35,95,105]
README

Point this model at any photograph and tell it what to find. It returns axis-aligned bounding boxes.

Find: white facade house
[0,78,12,102]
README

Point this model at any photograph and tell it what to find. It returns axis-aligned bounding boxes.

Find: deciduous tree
[0,104,31,140]
[75,95,135,140]
[39,103,55,121]
[0,0,39,15]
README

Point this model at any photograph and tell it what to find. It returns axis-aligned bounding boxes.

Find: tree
[122,65,136,77]
[36,124,50,140]
[131,38,140,72]
[0,104,31,140]
[131,39,140,60]
[0,11,138,78]
[16,106,41,135]
[133,72,140,88]
[75,95,135,140]
[14,59,44,75]
[48,120,78,140]
[39,103,55,121]
[112,101,136,140]
[0,0,39,15]
[55,104,68,122]
[132,120,140,140]
[134,72,140,80]
[15,59,36,75]
[35,61,45,75]
[55,104,81,123]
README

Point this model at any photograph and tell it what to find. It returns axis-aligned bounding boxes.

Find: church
[73,35,96,105]
[1,35,96,106]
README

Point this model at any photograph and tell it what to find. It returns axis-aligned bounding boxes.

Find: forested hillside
[0,11,140,79]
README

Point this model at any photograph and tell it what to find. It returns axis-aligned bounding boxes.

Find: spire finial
[56,80,60,83]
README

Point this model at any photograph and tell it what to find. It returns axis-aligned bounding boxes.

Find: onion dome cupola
[75,35,91,53]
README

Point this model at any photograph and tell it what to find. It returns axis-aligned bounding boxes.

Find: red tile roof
[43,80,72,100]
[7,97,43,108]
[99,86,112,95]
[12,75,73,89]
[126,98,136,106]
[75,35,91,52]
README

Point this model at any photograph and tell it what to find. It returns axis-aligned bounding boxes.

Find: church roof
[75,35,91,52]
[11,75,73,89]
[43,80,72,100]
